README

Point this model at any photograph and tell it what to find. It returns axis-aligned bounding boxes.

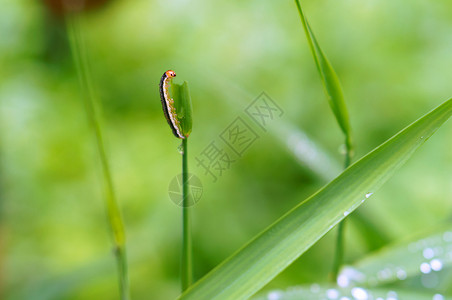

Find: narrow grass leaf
[338,224,452,287]
[294,0,353,156]
[66,15,129,300]
[179,98,452,300]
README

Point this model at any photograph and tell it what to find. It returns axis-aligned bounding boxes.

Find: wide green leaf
[252,285,448,300]
[294,0,353,156]
[338,224,452,287]
[178,98,452,300]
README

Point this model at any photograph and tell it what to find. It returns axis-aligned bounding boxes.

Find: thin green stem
[181,138,192,291]
[331,142,353,281]
[332,216,345,282]
[66,15,129,300]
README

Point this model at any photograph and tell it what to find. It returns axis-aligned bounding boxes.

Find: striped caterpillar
[159,70,185,139]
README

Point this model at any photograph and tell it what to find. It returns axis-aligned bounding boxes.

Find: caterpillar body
[159,70,185,139]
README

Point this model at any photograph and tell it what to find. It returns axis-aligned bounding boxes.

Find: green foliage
[179,99,452,299]
[253,285,442,300]
[2,1,452,299]
[253,225,452,300]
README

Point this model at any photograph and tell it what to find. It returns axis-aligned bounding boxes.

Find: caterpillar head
[166,70,176,78]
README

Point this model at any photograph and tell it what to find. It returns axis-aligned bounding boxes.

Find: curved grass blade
[338,224,452,287]
[66,15,129,300]
[294,0,353,160]
[179,98,452,300]
[253,285,448,300]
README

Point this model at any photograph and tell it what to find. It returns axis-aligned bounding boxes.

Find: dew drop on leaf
[420,262,431,274]
[430,259,443,271]
[351,287,368,300]
[267,291,282,300]
[326,288,339,299]
[177,143,184,155]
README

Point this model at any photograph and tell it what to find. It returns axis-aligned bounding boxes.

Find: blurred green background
[1,0,451,299]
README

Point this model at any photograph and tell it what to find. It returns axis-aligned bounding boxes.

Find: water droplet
[433,294,444,300]
[351,287,368,300]
[430,259,443,271]
[420,262,431,274]
[340,297,350,300]
[177,143,184,154]
[344,211,350,217]
[337,274,350,287]
[396,269,407,280]
[268,291,282,300]
[365,192,373,198]
[327,288,339,299]
[339,266,367,285]
[420,136,424,139]
[387,291,398,300]
[423,248,435,259]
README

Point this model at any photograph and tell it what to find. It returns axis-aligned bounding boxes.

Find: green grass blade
[253,285,447,300]
[179,98,452,300]
[339,224,452,287]
[66,15,129,300]
[294,0,353,157]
